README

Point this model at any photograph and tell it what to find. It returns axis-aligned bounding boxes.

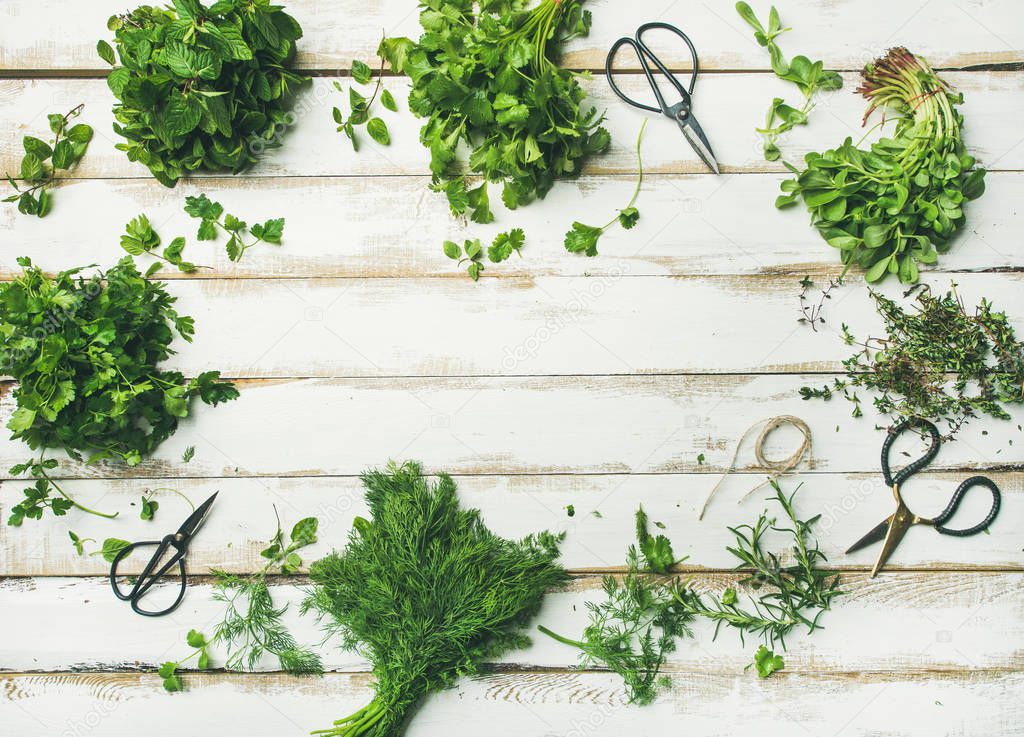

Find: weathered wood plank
[3,0,1023,72]
[2,671,1020,737]
[1,571,1021,673]
[0,272,1019,378]
[3,472,1020,575]
[2,173,1021,279]
[1,72,1020,182]
[0,375,1020,482]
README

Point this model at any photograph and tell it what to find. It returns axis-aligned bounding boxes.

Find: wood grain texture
[0,271,1018,378]
[2,0,1023,72]
[1,172,1021,279]
[2,571,1021,673]
[1,375,1020,481]
[2,471,1021,575]
[1,72,1022,183]
[2,670,1021,737]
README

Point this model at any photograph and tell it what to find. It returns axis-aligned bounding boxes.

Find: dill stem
[537,624,584,649]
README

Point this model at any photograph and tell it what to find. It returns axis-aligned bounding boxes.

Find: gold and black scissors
[847,418,1001,577]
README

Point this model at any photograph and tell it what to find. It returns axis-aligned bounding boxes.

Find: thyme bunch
[801,285,1024,438]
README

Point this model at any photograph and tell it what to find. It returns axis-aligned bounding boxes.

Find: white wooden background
[1,1,1023,735]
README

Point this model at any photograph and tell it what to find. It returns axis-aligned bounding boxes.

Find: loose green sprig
[333,56,397,150]
[4,104,93,217]
[777,48,986,283]
[800,285,1024,437]
[101,0,310,187]
[379,0,608,223]
[0,256,238,525]
[185,194,285,262]
[635,505,680,574]
[302,461,567,736]
[121,196,285,272]
[158,512,322,692]
[565,120,646,257]
[541,482,840,700]
[443,228,526,281]
[735,3,842,160]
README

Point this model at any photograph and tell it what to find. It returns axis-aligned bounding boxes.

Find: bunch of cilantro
[0,257,238,525]
[98,0,309,187]
[379,0,609,222]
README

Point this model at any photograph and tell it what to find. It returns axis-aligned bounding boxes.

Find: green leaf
[23,136,52,160]
[380,89,398,112]
[140,495,159,521]
[97,39,116,66]
[366,118,390,146]
[564,222,602,257]
[443,240,461,260]
[351,60,373,85]
[96,538,131,563]
[618,207,640,229]
[290,517,319,546]
[754,645,785,678]
[20,154,45,182]
[51,140,77,170]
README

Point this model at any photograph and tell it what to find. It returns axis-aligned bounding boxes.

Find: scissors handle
[109,537,188,617]
[605,22,698,116]
[930,475,1001,537]
[881,417,941,487]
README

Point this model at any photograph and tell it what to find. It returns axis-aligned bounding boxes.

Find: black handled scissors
[847,419,1001,577]
[109,492,218,616]
[605,22,719,174]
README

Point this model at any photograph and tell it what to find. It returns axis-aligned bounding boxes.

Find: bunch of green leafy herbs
[333,58,398,150]
[301,461,567,737]
[0,256,238,525]
[801,285,1024,438]
[4,104,94,218]
[540,482,841,703]
[735,3,842,161]
[99,0,309,187]
[378,0,608,224]
[121,194,285,272]
[776,47,986,283]
[443,228,525,280]
[565,119,646,256]
[159,511,322,691]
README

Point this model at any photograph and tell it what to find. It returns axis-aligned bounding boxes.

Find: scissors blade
[679,116,720,174]
[176,491,218,540]
[845,516,892,555]
[869,504,915,578]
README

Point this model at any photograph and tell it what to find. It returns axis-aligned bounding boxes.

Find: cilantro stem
[39,463,118,519]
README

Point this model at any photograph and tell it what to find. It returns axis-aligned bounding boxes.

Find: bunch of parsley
[98,0,309,187]
[379,0,608,222]
[0,256,238,525]
[302,461,567,737]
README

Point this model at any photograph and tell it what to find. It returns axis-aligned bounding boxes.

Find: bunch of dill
[302,461,567,737]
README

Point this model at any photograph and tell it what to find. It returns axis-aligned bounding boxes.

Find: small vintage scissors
[109,492,218,616]
[605,22,720,174]
[847,419,1001,577]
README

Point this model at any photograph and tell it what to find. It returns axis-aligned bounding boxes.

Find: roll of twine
[698,415,812,520]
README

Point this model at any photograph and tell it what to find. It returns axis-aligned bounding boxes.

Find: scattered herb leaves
[4,104,93,217]
[801,285,1024,438]
[444,228,525,281]
[735,3,842,161]
[185,194,285,262]
[159,511,322,692]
